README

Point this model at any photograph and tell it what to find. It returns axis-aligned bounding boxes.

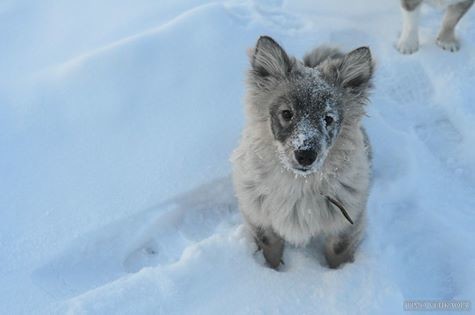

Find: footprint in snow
[32,177,239,299]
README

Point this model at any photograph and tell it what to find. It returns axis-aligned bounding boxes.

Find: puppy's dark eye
[324,115,334,126]
[281,110,293,121]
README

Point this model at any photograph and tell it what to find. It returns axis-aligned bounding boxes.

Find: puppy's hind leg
[397,0,423,54]
[436,0,474,52]
[252,225,284,269]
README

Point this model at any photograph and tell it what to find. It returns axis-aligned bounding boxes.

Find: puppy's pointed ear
[250,36,292,78]
[338,47,373,90]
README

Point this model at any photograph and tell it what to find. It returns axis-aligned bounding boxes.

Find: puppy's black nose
[294,150,317,167]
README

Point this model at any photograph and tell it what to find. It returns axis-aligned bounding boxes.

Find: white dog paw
[436,37,460,52]
[396,37,419,54]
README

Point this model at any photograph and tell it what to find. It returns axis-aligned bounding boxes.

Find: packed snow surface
[1,0,475,314]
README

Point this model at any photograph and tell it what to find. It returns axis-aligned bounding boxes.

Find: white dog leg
[397,5,421,54]
[437,0,474,52]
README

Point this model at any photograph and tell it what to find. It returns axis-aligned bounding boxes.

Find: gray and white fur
[231,36,374,269]
[397,0,474,54]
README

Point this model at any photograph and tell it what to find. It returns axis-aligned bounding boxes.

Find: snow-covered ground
[1,0,475,314]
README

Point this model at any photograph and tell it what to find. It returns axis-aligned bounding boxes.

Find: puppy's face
[269,68,342,174]
[247,36,373,175]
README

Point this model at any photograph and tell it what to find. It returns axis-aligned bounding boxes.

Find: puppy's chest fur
[233,125,370,246]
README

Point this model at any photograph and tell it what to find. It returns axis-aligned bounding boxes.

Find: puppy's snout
[294,150,317,167]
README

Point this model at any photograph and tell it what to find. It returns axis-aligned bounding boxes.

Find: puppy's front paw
[436,36,460,52]
[396,36,419,54]
[261,240,284,269]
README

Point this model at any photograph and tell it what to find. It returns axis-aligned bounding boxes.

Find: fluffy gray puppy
[232,36,374,269]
